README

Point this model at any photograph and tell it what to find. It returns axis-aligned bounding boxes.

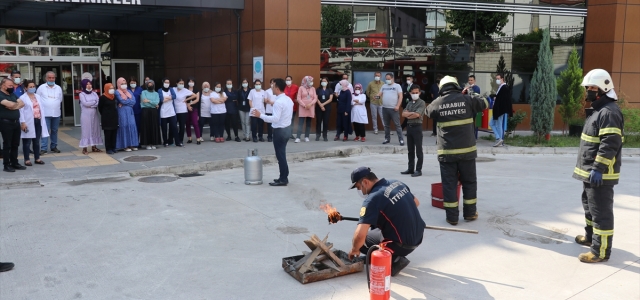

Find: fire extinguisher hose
[365,244,380,290]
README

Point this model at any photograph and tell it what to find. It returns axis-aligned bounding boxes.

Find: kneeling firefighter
[573,69,624,263]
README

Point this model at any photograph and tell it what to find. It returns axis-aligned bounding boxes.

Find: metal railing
[0,44,101,63]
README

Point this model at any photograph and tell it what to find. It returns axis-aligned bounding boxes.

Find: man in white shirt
[377,73,404,146]
[252,78,293,186]
[334,74,353,97]
[36,71,63,154]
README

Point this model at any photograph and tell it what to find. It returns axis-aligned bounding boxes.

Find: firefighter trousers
[581,182,614,259]
[439,159,477,222]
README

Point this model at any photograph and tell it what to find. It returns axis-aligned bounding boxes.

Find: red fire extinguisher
[366,242,393,300]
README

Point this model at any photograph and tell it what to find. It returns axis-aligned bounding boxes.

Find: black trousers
[353,122,366,137]
[225,112,239,138]
[251,116,264,139]
[315,105,332,137]
[266,113,273,139]
[439,159,477,222]
[103,129,118,152]
[401,118,408,130]
[359,228,417,260]
[406,124,423,172]
[198,116,213,138]
[432,119,437,135]
[1,119,21,167]
[174,112,187,145]
[273,126,291,182]
[211,113,226,138]
[161,116,178,145]
[22,119,42,162]
[581,182,614,259]
[335,112,352,138]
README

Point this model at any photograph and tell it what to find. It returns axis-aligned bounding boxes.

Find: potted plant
[568,117,585,137]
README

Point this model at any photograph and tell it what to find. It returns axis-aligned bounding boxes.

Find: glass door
[71,63,103,126]
[111,59,144,85]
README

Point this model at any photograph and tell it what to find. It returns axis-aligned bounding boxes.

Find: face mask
[86,88,92,92]
[144,80,149,85]
[120,84,127,90]
[255,85,261,90]
[13,78,21,85]
[385,80,392,85]
[47,81,55,86]
[177,84,184,90]
[354,90,361,95]
[375,76,381,81]
[308,82,314,87]
[27,88,36,94]
[286,80,292,86]
[215,87,221,93]
[411,94,420,101]
[130,84,137,89]
[357,189,367,199]
[6,88,14,94]
[407,80,412,85]
[226,84,233,89]
[147,86,154,91]
[586,90,598,102]
[188,82,195,87]
[242,83,248,88]
[108,89,115,95]
[203,88,210,93]
[496,79,501,85]
[321,82,328,87]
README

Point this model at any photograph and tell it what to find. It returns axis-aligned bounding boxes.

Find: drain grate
[476,157,497,163]
[123,155,158,162]
[178,173,204,178]
[138,176,179,183]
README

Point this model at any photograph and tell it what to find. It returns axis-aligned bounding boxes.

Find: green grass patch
[481,134,640,148]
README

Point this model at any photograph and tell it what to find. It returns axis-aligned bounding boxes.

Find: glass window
[354,13,376,33]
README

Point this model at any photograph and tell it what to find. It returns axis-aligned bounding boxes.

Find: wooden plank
[320,259,342,272]
[298,247,322,273]
[310,234,346,269]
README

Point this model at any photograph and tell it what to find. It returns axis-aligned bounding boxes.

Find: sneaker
[151,146,157,150]
[125,148,132,152]
[295,138,300,143]
[391,256,410,276]
[578,252,608,263]
[132,148,138,151]
[361,137,366,142]
[354,137,360,141]
[0,262,14,272]
[575,235,592,247]
[464,212,478,221]
[399,140,404,146]
[374,130,378,134]
[146,146,152,150]
[382,140,390,144]
[51,148,61,153]
[211,137,215,141]
[492,139,504,147]
[304,137,309,142]
[40,150,48,155]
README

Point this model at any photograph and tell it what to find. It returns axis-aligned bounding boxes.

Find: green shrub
[506,110,527,137]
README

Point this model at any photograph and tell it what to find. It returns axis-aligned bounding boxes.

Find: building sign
[39,0,142,4]
[253,56,263,82]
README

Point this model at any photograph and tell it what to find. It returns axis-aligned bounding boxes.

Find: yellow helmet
[438,76,459,89]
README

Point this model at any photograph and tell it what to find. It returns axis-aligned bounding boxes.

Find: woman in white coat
[351,83,368,142]
[19,80,49,166]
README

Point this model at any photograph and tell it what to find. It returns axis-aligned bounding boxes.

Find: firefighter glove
[589,170,603,187]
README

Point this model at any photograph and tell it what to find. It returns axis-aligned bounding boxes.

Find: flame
[320,203,342,224]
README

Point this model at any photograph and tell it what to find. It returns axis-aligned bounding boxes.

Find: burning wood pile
[282,233,364,284]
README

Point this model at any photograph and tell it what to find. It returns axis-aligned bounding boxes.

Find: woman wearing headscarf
[334,79,353,141]
[351,83,368,142]
[139,79,162,149]
[295,76,317,143]
[128,76,143,146]
[185,77,202,144]
[158,78,178,147]
[79,79,103,154]
[19,79,48,165]
[98,83,119,154]
[114,77,139,152]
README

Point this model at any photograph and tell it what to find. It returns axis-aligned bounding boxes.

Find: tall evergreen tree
[529,28,557,142]
[557,47,584,134]
[496,54,514,93]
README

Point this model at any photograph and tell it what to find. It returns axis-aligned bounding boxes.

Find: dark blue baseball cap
[349,167,371,189]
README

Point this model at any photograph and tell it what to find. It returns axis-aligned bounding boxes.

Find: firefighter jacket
[573,96,624,185]
[426,85,488,162]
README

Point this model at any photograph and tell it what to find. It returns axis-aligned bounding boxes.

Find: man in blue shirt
[348,167,425,276]
[10,70,24,98]
[465,75,481,139]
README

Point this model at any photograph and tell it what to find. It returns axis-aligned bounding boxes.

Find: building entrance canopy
[0,0,244,32]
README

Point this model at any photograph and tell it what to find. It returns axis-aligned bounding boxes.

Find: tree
[434,30,470,72]
[48,30,110,56]
[529,28,557,142]
[557,47,584,134]
[445,0,509,40]
[496,54,514,95]
[321,5,353,48]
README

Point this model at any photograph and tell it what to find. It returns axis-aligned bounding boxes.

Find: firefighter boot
[578,252,608,263]
[575,235,592,247]
[464,212,478,221]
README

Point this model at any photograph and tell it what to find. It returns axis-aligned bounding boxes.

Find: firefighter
[573,69,624,263]
[426,76,488,225]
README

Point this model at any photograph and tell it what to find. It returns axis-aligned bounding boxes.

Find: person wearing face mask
[197,82,213,141]
[78,79,103,155]
[248,80,266,143]
[284,76,299,139]
[490,74,512,147]
[98,83,119,154]
[465,75,481,139]
[11,70,24,98]
[347,167,425,276]
[295,76,318,143]
[0,78,25,172]
[237,79,253,141]
[334,80,353,142]
[426,76,488,226]
[377,73,404,145]
[171,78,196,147]
[366,72,384,134]
[401,85,426,177]
[223,79,241,142]
[184,78,202,144]
[158,78,178,147]
[139,80,162,150]
[315,77,333,141]
[400,75,417,133]
[128,76,143,145]
[114,77,139,152]
[351,83,368,142]
[18,79,48,166]
[334,74,353,97]
[36,71,63,154]
[572,69,624,264]
[210,83,228,143]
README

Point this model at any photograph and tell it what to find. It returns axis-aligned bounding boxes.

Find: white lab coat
[351,93,368,124]
[19,93,50,139]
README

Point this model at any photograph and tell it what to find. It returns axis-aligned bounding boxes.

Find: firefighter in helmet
[573,69,624,263]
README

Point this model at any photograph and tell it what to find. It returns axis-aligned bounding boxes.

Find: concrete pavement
[1,153,638,299]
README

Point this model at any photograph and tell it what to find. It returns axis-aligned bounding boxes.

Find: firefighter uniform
[426,76,488,224]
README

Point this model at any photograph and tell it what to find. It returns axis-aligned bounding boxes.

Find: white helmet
[439,75,459,89]
[581,69,614,92]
